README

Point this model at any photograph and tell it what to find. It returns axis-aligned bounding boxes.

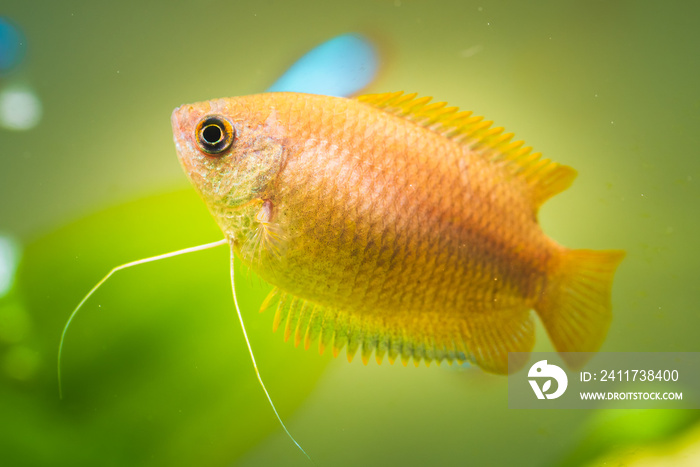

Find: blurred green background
[1,1,698,466]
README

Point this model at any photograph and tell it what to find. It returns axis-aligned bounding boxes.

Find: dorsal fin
[356,91,578,207]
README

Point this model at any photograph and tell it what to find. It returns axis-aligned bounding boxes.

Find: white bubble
[0,86,42,131]
[0,235,21,298]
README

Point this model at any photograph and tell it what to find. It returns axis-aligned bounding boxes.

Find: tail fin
[535,248,625,368]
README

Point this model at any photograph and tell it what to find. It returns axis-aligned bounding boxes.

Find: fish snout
[170,104,194,135]
[171,105,197,170]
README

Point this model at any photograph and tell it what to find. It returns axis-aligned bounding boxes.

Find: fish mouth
[171,104,197,170]
[170,104,191,141]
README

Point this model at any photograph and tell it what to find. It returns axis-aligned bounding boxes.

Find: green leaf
[0,189,330,467]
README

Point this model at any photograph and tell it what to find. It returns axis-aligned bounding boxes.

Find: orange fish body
[171,92,624,373]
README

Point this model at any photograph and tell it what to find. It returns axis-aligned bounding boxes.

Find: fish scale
[171,91,625,373]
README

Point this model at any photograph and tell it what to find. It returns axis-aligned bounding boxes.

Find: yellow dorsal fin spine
[357,91,579,207]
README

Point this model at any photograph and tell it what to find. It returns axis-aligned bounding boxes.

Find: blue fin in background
[0,17,25,72]
[267,33,378,97]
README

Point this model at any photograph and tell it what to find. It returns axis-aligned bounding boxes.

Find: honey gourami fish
[171,91,625,374]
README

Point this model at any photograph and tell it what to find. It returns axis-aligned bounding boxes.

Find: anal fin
[463,308,536,374]
[260,289,536,373]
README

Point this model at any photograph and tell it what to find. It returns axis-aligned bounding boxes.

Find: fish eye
[195,116,234,155]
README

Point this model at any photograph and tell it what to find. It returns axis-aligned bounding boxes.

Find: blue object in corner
[267,33,378,97]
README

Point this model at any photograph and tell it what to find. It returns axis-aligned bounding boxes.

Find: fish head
[171,95,287,236]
